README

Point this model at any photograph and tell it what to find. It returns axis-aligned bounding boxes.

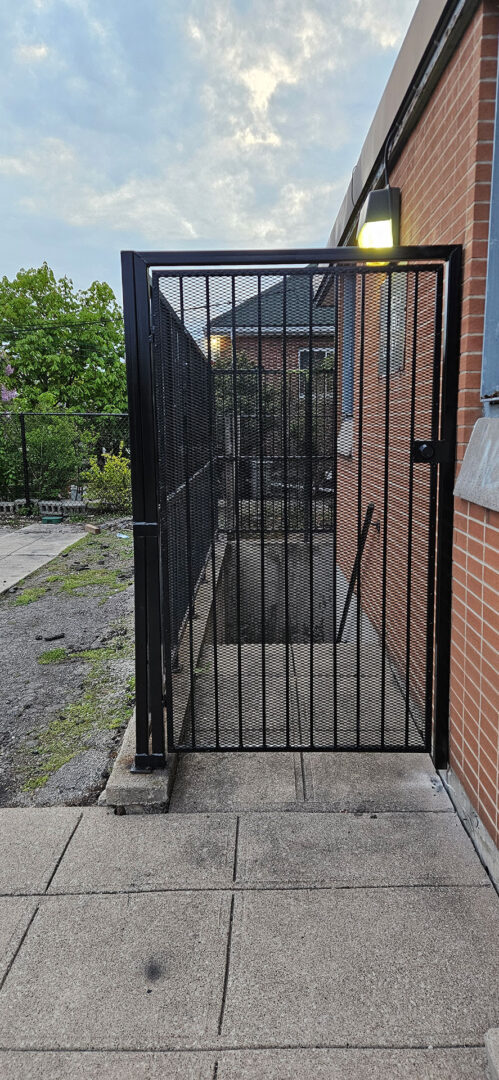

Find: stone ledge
[102,712,177,814]
[103,541,227,813]
[454,417,499,511]
[486,1029,499,1080]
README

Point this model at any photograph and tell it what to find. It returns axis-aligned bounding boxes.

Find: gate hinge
[412,440,451,464]
[133,521,159,536]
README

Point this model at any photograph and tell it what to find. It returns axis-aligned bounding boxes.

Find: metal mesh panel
[150,262,446,753]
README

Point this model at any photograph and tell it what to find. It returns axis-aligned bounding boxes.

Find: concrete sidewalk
[0,753,497,1078]
[0,524,86,593]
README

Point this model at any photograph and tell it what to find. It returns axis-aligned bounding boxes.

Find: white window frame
[379,273,407,377]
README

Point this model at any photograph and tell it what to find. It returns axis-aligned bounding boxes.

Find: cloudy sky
[0,0,419,299]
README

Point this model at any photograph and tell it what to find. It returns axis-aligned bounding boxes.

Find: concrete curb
[103,542,227,813]
[100,714,177,814]
[486,1029,499,1079]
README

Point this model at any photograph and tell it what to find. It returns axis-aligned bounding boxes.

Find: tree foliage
[0,263,126,412]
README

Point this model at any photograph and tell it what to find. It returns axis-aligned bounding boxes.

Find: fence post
[19,414,32,512]
[433,245,462,770]
[121,251,165,771]
[224,414,235,535]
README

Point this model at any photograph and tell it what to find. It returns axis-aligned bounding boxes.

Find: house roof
[210,273,335,334]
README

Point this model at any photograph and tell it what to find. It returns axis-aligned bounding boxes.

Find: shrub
[83,445,132,513]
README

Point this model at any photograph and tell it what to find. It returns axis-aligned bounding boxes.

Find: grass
[38,647,69,665]
[22,635,135,792]
[12,586,47,606]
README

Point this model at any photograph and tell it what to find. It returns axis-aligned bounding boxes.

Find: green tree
[0,263,126,411]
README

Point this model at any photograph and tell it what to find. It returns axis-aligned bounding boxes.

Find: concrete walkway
[0,524,86,593]
[0,753,497,1078]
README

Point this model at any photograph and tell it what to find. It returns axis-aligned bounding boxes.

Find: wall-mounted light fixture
[357,185,400,248]
[357,125,401,249]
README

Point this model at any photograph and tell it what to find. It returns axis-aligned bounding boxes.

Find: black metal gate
[122,247,461,769]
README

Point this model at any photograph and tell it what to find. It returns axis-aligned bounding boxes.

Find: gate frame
[121,246,462,772]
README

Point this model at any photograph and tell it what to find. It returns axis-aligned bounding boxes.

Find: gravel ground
[0,522,135,807]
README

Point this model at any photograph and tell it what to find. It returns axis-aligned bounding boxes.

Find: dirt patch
[0,522,135,806]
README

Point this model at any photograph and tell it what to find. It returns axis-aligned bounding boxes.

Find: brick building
[328,0,499,877]
[209,272,335,372]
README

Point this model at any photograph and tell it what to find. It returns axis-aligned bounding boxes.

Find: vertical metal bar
[405,271,419,747]
[332,273,339,747]
[121,251,165,769]
[307,272,314,746]
[179,278,196,749]
[205,278,220,749]
[424,269,444,754]
[356,272,365,747]
[19,414,31,510]
[282,274,290,746]
[380,271,392,748]
[151,287,174,755]
[122,255,149,765]
[231,276,243,746]
[433,248,461,769]
[257,276,267,746]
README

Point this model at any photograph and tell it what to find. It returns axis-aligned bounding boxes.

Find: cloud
[15,42,49,62]
[344,0,417,49]
[0,0,419,291]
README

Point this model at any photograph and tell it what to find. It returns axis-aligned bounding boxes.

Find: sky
[0,0,419,301]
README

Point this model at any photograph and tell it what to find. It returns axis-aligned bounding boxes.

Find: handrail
[336,502,375,644]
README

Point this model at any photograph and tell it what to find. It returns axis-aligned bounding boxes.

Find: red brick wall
[389,1,499,845]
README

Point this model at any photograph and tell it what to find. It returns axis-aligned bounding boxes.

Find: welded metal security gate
[122,247,461,771]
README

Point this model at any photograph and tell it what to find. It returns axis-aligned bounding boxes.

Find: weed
[13,586,47,606]
[38,647,69,665]
[21,621,135,792]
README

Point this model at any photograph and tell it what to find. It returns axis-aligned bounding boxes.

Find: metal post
[224,415,235,536]
[433,246,462,770]
[19,414,31,511]
[121,251,165,770]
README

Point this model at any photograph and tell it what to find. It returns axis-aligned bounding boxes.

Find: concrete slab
[301,752,450,811]
[0,898,38,984]
[0,525,85,593]
[169,752,302,812]
[292,642,383,678]
[192,676,301,748]
[486,1029,499,1080]
[0,1051,214,1079]
[296,676,422,749]
[236,811,488,887]
[49,809,236,893]
[201,643,290,679]
[0,891,231,1049]
[222,887,499,1046]
[216,1047,489,1079]
[0,808,81,895]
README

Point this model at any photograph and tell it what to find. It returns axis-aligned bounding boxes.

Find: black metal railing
[336,502,375,644]
[122,247,461,771]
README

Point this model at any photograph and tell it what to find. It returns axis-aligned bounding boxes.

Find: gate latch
[412,440,451,464]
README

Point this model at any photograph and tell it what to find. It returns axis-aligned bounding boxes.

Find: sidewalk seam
[0,904,39,994]
[218,893,236,1036]
[44,812,83,893]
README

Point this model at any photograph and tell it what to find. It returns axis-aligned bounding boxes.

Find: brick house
[328,0,499,877]
[209,272,335,373]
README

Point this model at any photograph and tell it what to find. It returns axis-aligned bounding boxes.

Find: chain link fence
[0,412,129,511]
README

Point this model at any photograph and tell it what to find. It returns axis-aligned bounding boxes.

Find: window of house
[379,272,407,377]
